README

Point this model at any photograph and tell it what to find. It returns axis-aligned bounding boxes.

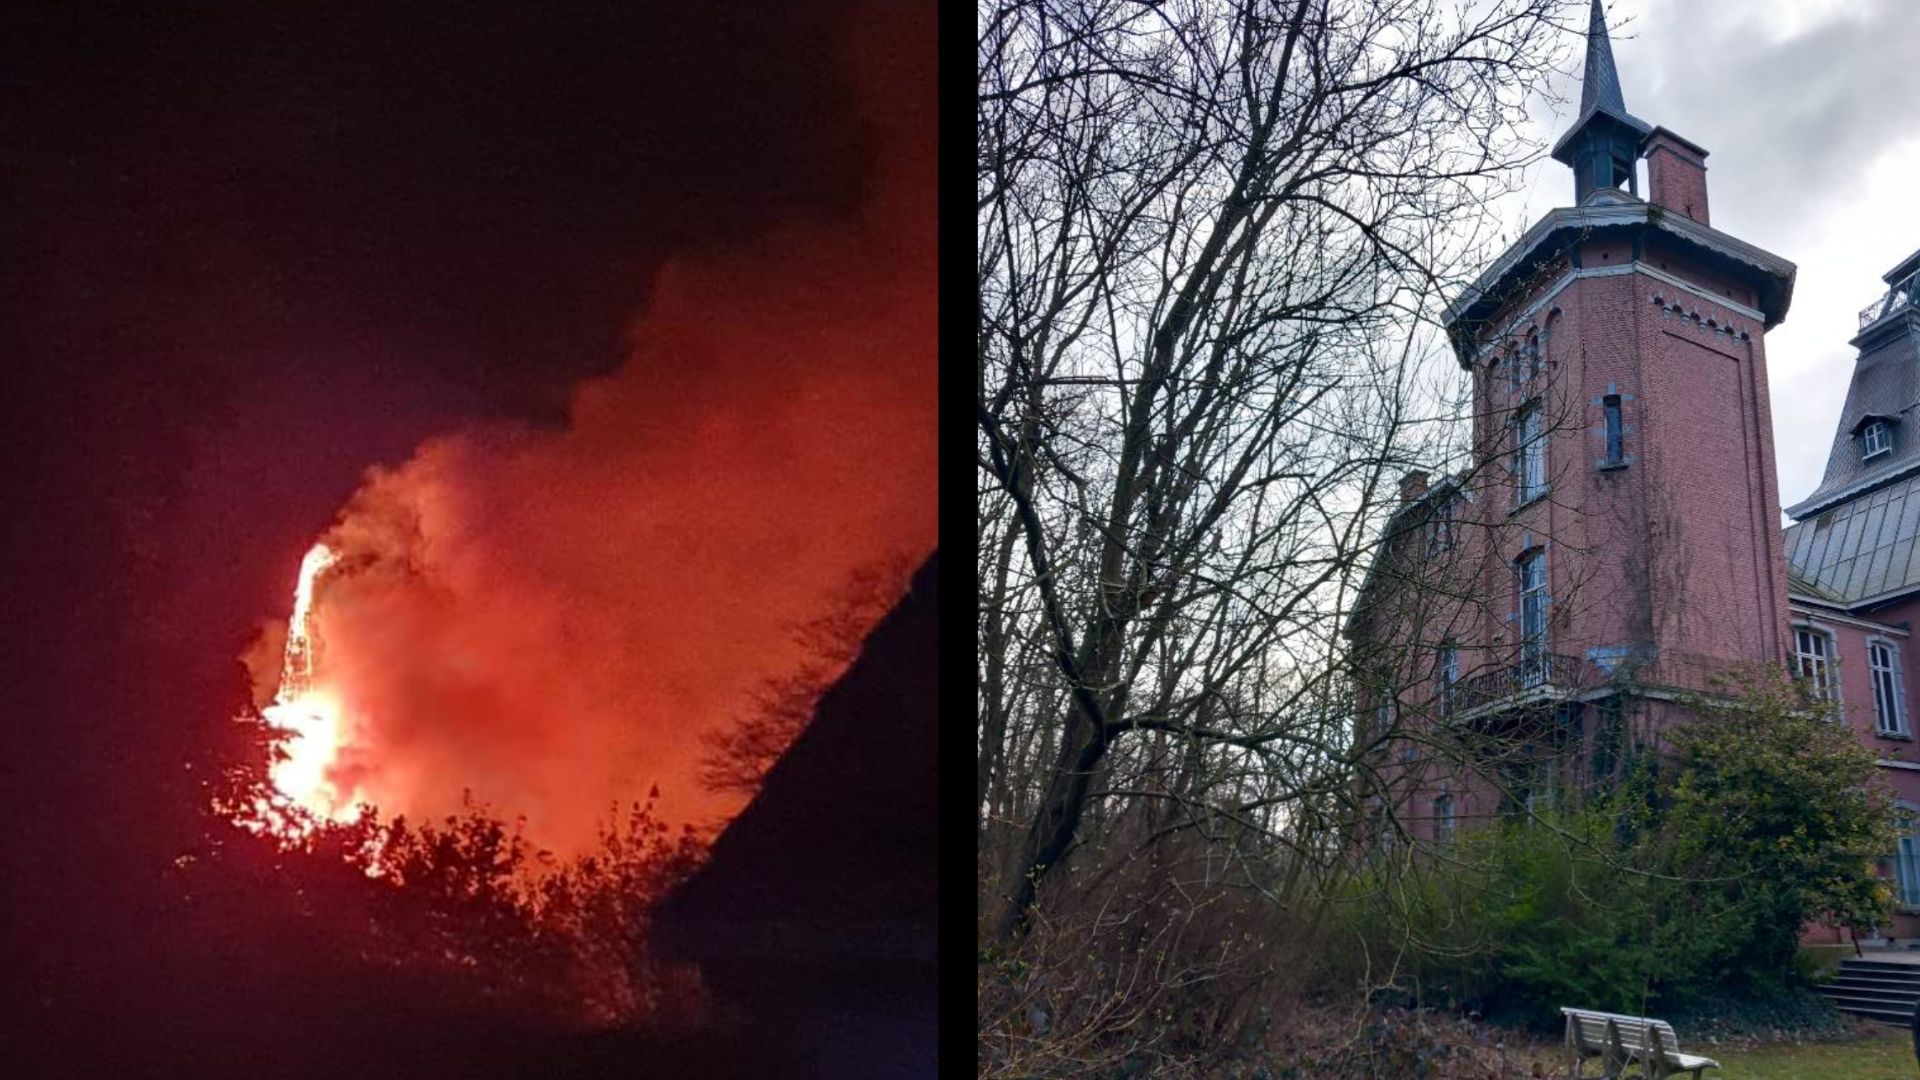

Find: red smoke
[242,0,933,853]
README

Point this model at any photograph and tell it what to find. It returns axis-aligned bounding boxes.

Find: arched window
[1895,804,1920,908]
[1791,625,1838,705]
[1869,638,1908,737]
[1433,793,1456,848]
[1514,404,1546,505]
[1517,548,1548,684]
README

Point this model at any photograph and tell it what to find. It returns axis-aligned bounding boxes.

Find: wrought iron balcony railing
[1860,277,1916,330]
[1449,652,1584,716]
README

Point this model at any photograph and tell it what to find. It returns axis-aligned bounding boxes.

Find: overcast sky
[1500,0,1920,515]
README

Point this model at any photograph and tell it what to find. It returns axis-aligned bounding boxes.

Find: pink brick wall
[1791,608,1920,938]
[1467,252,1790,679]
[1371,217,1920,937]
[1644,133,1710,225]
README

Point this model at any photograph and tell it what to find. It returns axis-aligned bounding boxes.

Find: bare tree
[976,0,1580,941]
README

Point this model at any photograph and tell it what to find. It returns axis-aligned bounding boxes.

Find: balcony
[1449,652,1585,717]
[1860,277,1917,331]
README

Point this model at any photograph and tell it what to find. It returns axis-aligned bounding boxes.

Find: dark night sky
[0,0,917,1067]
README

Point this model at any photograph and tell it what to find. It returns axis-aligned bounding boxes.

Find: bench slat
[1561,1007,1717,1074]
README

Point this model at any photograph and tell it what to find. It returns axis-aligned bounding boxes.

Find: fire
[256,542,366,827]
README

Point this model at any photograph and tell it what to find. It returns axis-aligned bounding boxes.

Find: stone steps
[1819,957,1920,1026]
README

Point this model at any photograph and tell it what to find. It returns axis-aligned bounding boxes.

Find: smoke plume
[243,0,934,853]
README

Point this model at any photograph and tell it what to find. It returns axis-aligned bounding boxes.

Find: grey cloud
[1621,0,1920,245]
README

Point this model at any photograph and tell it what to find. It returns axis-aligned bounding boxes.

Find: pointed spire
[1550,0,1651,200]
[1579,0,1627,118]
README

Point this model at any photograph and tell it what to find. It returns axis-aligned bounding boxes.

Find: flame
[257,542,365,826]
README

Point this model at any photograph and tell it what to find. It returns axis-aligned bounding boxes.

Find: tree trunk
[977,515,1021,839]
[993,702,1111,941]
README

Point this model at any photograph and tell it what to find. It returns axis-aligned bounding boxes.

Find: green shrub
[1333,666,1896,1031]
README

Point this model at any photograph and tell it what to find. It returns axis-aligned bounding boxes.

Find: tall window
[1898,810,1920,908]
[1864,420,1892,460]
[1518,549,1548,684]
[1871,639,1907,736]
[1793,627,1835,703]
[1603,395,1624,465]
[1515,405,1545,504]
[1433,793,1455,848]
[1504,333,1543,398]
[1438,641,1460,717]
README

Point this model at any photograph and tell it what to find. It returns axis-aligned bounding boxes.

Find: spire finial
[1550,0,1650,199]
[1580,0,1628,118]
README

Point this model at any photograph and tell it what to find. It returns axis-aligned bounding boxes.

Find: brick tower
[1354,0,1799,823]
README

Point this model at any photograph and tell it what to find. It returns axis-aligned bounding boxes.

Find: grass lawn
[1505,1024,1913,1079]
[1706,1025,1912,1079]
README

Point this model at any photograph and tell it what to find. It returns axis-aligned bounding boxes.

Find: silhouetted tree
[182,720,714,1031]
[698,554,915,797]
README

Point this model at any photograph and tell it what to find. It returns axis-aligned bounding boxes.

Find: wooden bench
[1561,1007,1719,1079]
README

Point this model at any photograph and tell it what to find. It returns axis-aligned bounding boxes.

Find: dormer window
[1864,420,1893,460]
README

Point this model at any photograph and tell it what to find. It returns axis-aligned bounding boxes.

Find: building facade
[1351,0,1920,937]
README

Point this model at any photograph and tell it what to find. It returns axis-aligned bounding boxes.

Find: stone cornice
[1444,202,1795,367]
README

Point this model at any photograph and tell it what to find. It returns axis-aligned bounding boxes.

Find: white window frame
[1864,420,1892,460]
[1438,641,1460,717]
[1897,805,1920,909]
[1870,637,1908,736]
[1518,549,1548,685]
[1792,625,1837,705]
[1514,404,1546,505]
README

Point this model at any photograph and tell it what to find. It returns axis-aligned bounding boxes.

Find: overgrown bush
[1332,666,1896,1030]
[1661,984,1851,1044]
[977,821,1320,1077]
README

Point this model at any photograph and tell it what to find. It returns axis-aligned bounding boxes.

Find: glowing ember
[258,542,364,824]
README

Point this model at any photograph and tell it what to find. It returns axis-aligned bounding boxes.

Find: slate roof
[1785,564,1845,605]
[1549,0,1652,163]
[1784,267,1920,519]
[1784,473,1920,606]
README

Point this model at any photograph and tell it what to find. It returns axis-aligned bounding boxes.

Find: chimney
[1399,470,1430,503]
[1642,127,1709,225]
